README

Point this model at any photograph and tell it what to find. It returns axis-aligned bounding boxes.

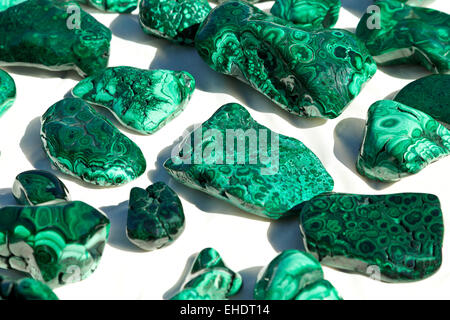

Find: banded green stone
[0,276,58,300]
[356,100,450,182]
[294,279,341,300]
[0,69,15,117]
[79,0,137,13]
[299,193,444,282]
[72,67,195,134]
[40,98,146,187]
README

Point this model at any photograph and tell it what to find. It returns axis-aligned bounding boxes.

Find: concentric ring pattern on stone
[0,69,15,117]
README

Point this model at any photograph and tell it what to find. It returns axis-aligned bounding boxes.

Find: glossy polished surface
[0,276,58,300]
[80,0,137,12]
[0,69,15,116]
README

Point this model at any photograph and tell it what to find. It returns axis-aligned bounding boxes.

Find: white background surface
[0,0,449,300]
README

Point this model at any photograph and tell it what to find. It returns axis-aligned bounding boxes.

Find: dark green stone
[164,103,334,219]
[0,0,111,77]
[0,201,110,287]
[0,69,15,117]
[0,276,58,300]
[139,0,211,45]
[294,279,341,300]
[0,0,26,11]
[195,1,376,119]
[356,0,450,74]
[170,248,242,300]
[40,98,146,187]
[271,0,341,31]
[72,67,195,134]
[127,182,185,251]
[299,193,444,282]
[356,100,450,182]
[13,170,70,206]
[79,0,137,13]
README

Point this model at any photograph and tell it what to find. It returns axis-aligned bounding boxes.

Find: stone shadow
[267,216,306,253]
[163,253,196,299]
[231,266,263,300]
[341,0,372,17]
[0,188,16,207]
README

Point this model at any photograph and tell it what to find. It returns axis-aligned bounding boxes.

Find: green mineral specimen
[394,75,450,126]
[0,0,111,77]
[0,0,26,11]
[271,0,341,31]
[40,98,146,187]
[139,0,211,45]
[0,69,15,116]
[72,67,195,134]
[195,1,376,119]
[0,276,58,300]
[294,279,341,300]
[164,103,334,219]
[170,248,243,300]
[79,0,137,13]
[356,100,450,182]
[0,201,110,287]
[356,0,450,74]
[299,192,444,282]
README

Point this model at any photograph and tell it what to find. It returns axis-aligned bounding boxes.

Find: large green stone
[299,193,444,282]
[13,170,70,206]
[40,98,146,187]
[0,0,111,77]
[0,201,110,287]
[164,103,334,219]
[356,0,450,74]
[170,248,243,300]
[0,276,58,300]
[139,0,211,45]
[0,69,15,117]
[72,67,195,134]
[270,0,341,31]
[195,1,376,119]
[356,100,450,182]
[127,182,185,251]
[79,0,137,13]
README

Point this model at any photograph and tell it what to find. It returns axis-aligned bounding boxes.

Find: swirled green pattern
[0,69,15,117]
[0,276,58,300]
[79,0,137,12]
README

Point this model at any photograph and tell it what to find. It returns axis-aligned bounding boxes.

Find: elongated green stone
[0,276,58,300]
[271,0,341,31]
[0,0,111,77]
[294,279,341,300]
[79,0,137,13]
[72,67,195,134]
[195,1,376,119]
[0,69,15,117]
[164,103,334,219]
[0,201,110,287]
[171,248,243,300]
[139,0,211,45]
[356,0,450,74]
[40,98,146,187]
[356,100,450,182]
[299,193,444,282]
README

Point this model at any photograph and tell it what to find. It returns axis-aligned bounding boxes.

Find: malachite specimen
[356,0,450,74]
[394,75,450,126]
[0,276,58,300]
[79,0,137,13]
[171,248,243,300]
[12,170,70,206]
[195,1,376,119]
[40,98,146,187]
[374,0,435,5]
[0,0,111,77]
[0,0,25,11]
[270,0,341,31]
[127,182,185,251]
[139,0,211,45]
[72,67,195,134]
[299,193,444,282]
[0,69,15,116]
[164,103,334,219]
[294,279,342,300]
[0,201,110,287]
[356,100,450,182]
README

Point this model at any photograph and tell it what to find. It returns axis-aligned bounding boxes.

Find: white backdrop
[0,0,449,300]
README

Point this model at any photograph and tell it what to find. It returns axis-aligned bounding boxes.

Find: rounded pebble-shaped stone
[0,276,58,300]
[0,69,15,117]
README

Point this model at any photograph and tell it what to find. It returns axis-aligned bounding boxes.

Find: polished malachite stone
[356,100,450,182]
[0,276,58,300]
[0,69,15,117]
[127,182,185,251]
[356,0,450,74]
[40,98,146,187]
[139,0,211,45]
[299,193,444,282]
[0,201,110,287]
[294,279,341,300]
[171,248,243,300]
[270,0,341,31]
[79,0,137,13]
[195,1,376,119]
[164,103,334,219]
[72,67,195,134]
[0,0,111,77]
[0,0,25,11]
[394,75,450,126]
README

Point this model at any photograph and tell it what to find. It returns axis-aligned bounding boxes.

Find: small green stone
[0,276,58,300]
[294,279,341,300]
[0,0,111,77]
[79,0,137,13]
[356,0,450,74]
[0,69,15,117]
[356,100,450,182]
[40,98,147,187]
[171,248,243,300]
[72,67,195,134]
[299,193,444,282]
[0,201,110,287]
[13,170,70,206]
[139,0,211,45]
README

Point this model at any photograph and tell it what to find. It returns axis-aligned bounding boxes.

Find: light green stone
[0,69,15,117]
